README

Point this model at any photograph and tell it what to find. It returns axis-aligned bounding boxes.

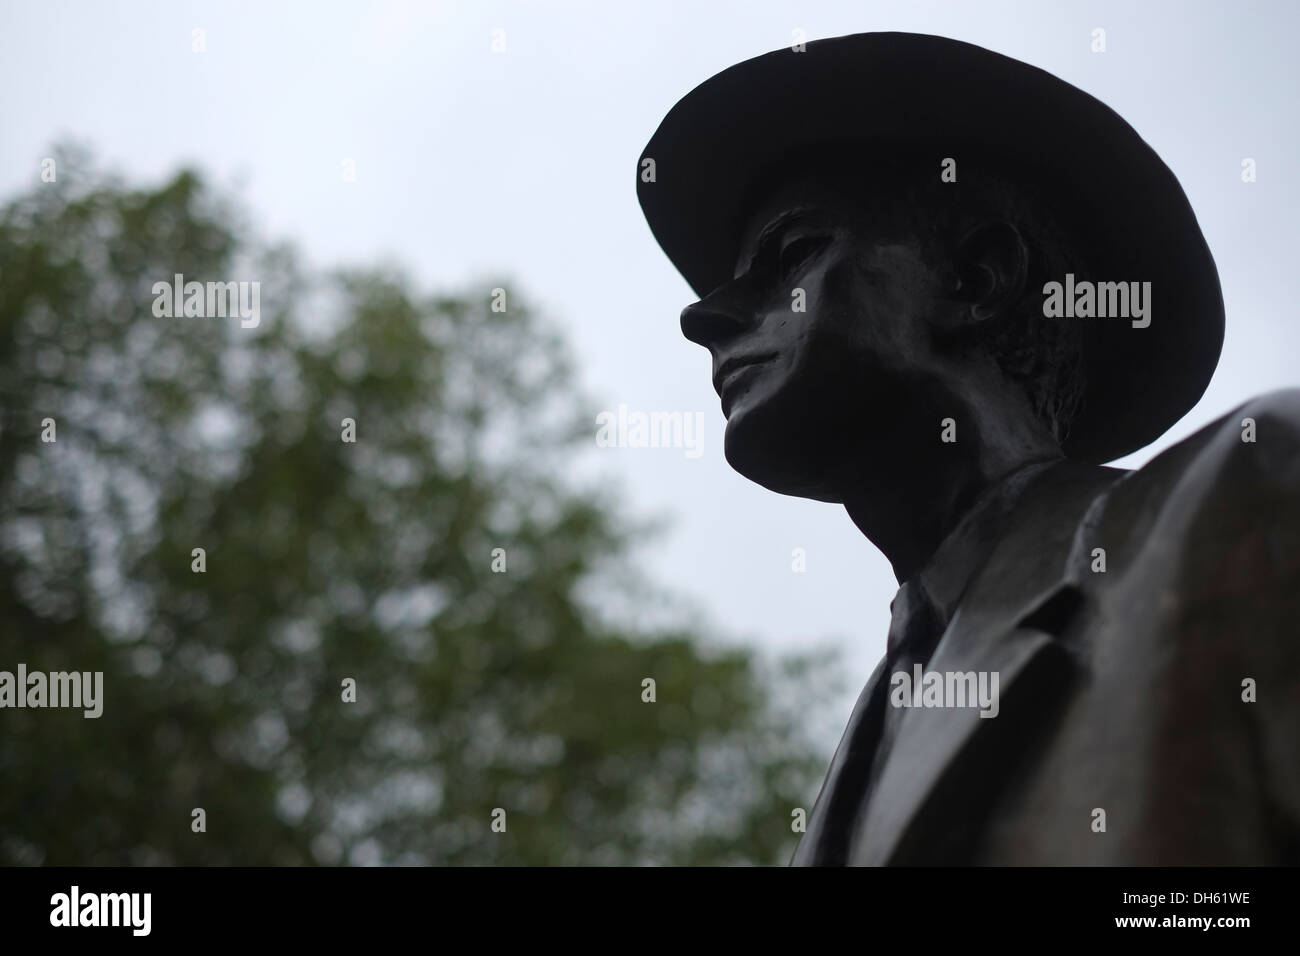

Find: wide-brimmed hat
[637,32,1224,463]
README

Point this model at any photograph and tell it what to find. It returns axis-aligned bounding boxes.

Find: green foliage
[0,150,837,865]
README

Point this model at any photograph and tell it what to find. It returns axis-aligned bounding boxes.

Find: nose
[680,299,748,349]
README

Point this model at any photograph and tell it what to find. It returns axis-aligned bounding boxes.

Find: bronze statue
[638,32,1299,864]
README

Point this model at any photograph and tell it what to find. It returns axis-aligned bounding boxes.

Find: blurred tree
[0,148,839,865]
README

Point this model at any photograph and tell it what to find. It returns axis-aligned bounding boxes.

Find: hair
[742,148,1089,446]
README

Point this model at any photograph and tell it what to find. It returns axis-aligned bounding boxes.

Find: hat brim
[637,32,1224,463]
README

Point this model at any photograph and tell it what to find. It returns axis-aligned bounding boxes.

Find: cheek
[796,257,888,361]
[813,246,940,363]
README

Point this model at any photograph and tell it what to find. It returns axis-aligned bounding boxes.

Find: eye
[778,234,828,278]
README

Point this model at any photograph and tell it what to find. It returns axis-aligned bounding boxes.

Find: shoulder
[1196,387,1300,456]
[1076,390,1300,621]
[1124,387,1300,505]
[1086,389,1300,598]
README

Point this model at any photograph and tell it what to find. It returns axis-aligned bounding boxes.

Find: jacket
[792,389,1300,865]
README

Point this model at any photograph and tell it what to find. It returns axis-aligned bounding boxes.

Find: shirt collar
[896,459,1060,629]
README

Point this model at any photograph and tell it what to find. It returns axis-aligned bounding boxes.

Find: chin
[722,403,842,503]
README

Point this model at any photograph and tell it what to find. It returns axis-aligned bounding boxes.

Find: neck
[839,404,1064,583]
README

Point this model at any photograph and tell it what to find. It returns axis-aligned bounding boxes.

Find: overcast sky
[3,0,1297,750]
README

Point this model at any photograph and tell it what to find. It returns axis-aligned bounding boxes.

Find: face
[680,170,960,501]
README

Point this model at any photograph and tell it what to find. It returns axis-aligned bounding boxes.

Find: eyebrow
[737,207,813,276]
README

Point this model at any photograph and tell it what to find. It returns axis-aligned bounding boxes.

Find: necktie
[886,579,944,672]
[856,580,946,821]
[810,580,947,864]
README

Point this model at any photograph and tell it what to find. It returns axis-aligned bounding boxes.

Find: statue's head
[640,32,1225,493]
[680,152,1087,502]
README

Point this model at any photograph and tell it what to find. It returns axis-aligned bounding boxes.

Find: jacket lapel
[846,583,1081,864]
[845,463,1119,865]
[790,655,891,865]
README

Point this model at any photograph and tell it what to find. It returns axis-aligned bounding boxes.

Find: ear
[951,220,1029,326]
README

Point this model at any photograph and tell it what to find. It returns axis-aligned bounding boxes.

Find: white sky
[3,0,1297,751]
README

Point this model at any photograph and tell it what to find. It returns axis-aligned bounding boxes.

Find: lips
[713,352,775,411]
